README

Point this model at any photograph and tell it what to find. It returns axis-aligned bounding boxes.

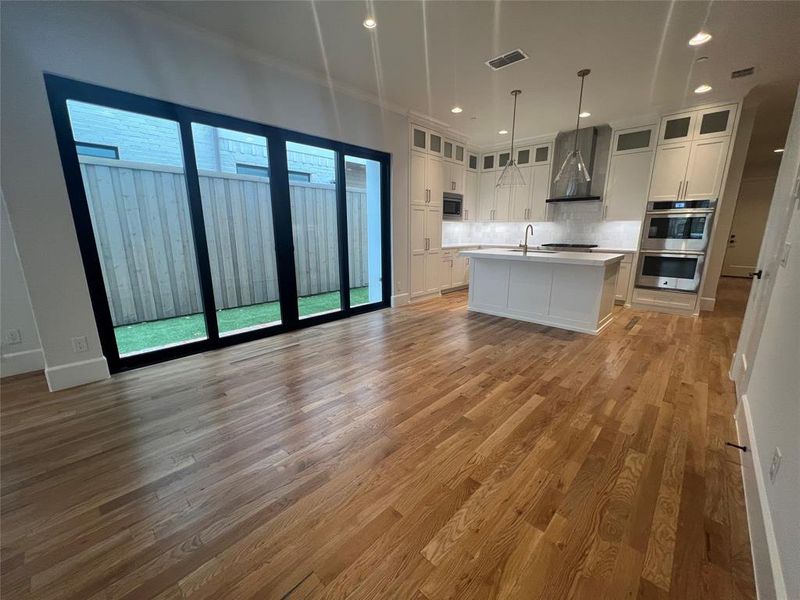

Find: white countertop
[460,247,625,266]
[443,243,636,253]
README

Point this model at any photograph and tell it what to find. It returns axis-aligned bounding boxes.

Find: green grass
[114,287,372,356]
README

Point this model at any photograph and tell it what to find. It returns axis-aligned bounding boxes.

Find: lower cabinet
[615,253,634,303]
[440,250,470,291]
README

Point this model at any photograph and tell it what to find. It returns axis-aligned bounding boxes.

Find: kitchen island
[460,248,624,334]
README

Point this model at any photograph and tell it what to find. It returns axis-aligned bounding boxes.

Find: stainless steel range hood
[547,125,611,202]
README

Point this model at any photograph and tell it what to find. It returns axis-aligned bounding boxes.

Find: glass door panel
[286,142,342,318]
[66,100,208,356]
[345,156,383,307]
[190,123,282,336]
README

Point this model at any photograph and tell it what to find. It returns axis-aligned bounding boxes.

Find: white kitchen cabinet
[614,253,634,303]
[494,172,511,221]
[478,171,497,220]
[444,161,465,194]
[411,125,428,153]
[410,204,442,297]
[604,149,653,221]
[411,150,444,206]
[509,166,532,221]
[440,251,469,290]
[648,142,691,201]
[693,104,737,140]
[481,153,496,172]
[648,136,730,202]
[612,125,655,155]
[467,152,479,172]
[529,163,550,221]
[464,170,478,221]
[454,143,466,165]
[443,140,454,161]
[683,137,730,200]
[658,111,695,145]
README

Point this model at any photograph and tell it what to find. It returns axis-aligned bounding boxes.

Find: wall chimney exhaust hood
[547,124,611,202]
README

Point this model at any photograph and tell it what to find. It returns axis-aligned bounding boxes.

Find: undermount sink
[508,248,557,254]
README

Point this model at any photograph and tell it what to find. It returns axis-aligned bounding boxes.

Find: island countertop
[459,248,625,266]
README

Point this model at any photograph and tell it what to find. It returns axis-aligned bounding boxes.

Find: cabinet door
[443,140,454,160]
[452,255,468,286]
[411,126,428,153]
[605,150,653,221]
[494,172,511,221]
[683,137,730,200]
[533,144,551,164]
[451,163,465,194]
[478,173,496,220]
[455,144,465,164]
[409,205,427,296]
[649,142,691,201]
[516,147,532,166]
[509,166,533,220]
[529,163,550,221]
[440,252,453,289]
[498,151,511,168]
[424,252,441,294]
[693,104,736,140]
[426,205,442,252]
[467,152,479,172]
[428,132,443,156]
[612,126,655,155]
[464,171,478,221]
[427,155,444,205]
[615,259,632,302]
[658,111,695,145]
[481,153,496,172]
[410,151,428,205]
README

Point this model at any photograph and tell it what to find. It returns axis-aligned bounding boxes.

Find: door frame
[44,74,391,372]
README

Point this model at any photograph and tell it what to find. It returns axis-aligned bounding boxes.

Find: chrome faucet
[521,224,534,255]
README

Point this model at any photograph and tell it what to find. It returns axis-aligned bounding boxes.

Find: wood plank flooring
[0,277,756,599]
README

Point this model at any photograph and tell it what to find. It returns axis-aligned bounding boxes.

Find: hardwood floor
[1,278,756,599]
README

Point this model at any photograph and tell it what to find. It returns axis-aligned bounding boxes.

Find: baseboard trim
[736,392,787,599]
[0,348,45,377]
[391,293,410,307]
[45,356,110,392]
[699,296,716,312]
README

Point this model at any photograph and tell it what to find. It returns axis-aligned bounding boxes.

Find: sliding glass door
[46,75,390,372]
[65,100,208,357]
[191,124,282,336]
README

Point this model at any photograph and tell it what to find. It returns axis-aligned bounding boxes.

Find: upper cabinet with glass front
[467,152,479,172]
[410,124,443,156]
[657,104,737,145]
[612,125,655,155]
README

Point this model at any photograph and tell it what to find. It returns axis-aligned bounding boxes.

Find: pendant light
[554,69,592,193]
[496,90,526,188]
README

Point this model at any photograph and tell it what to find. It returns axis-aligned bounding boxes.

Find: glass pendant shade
[554,149,591,196]
[496,159,526,187]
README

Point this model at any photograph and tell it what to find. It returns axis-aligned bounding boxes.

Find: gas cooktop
[541,243,599,249]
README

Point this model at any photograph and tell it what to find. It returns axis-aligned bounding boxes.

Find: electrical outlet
[5,329,22,345]
[71,336,89,353]
[769,447,782,484]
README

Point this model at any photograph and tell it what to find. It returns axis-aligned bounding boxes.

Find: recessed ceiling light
[451,106,463,114]
[579,111,591,118]
[694,84,712,94]
[689,31,712,46]
[498,130,508,135]
[774,148,785,153]
[363,17,376,29]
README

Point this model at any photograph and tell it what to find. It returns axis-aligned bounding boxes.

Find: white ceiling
[141,0,800,146]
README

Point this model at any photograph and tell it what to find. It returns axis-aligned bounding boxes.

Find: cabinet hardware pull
[676,181,682,199]
[683,180,689,199]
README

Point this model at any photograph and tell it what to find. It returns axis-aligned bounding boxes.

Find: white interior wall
[721,176,777,277]
[0,1,409,390]
[0,193,43,377]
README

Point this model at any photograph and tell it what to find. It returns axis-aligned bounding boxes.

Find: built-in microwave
[442,192,463,221]
[635,251,706,292]
[641,199,716,252]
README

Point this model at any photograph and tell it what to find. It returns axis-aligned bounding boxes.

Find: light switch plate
[71,336,89,353]
[780,242,791,268]
[769,447,783,484]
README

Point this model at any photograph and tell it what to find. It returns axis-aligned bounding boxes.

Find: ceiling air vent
[731,66,755,79]
[486,49,529,71]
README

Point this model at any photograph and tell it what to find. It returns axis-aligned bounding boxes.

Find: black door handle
[749,269,763,279]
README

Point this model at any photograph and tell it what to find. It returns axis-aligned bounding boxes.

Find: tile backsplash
[443,213,642,249]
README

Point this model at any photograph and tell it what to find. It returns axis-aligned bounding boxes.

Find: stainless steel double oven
[636,199,716,292]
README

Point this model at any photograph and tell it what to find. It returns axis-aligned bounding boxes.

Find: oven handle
[645,209,714,216]
[639,250,706,256]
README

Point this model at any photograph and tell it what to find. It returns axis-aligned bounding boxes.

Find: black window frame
[44,74,392,373]
[75,141,120,159]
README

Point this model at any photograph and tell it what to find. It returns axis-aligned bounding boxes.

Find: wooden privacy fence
[79,157,369,326]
